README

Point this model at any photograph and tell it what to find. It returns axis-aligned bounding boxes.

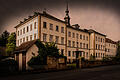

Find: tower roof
[64,1,70,26]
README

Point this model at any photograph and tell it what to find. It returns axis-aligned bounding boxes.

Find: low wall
[28,56,67,70]
[46,56,67,70]
[81,60,120,68]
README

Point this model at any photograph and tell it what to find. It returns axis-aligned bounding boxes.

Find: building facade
[105,38,117,57]
[89,29,106,60]
[15,6,117,62]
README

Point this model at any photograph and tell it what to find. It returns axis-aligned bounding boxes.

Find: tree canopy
[0,30,10,47]
[28,40,65,66]
[6,32,16,56]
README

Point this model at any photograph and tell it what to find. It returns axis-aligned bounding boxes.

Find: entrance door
[22,53,26,71]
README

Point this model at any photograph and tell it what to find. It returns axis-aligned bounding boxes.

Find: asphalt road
[1,65,120,80]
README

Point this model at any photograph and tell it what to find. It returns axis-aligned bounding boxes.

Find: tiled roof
[14,40,37,53]
[41,11,65,23]
[106,38,117,44]
[15,11,65,28]
[67,26,89,33]
[88,29,106,36]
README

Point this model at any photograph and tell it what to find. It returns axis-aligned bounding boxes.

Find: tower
[64,1,70,26]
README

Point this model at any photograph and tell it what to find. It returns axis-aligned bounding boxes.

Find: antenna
[43,8,47,14]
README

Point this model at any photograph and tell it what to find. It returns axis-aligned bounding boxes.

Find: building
[89,29,106,60]
[105,38,117,57]
[14,4,117,64]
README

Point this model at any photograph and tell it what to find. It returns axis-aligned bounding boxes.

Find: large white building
[15,5,117,63]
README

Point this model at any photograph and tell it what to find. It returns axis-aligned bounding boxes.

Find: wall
[67,27,90,63]
[40,16,66,56]
[90,32,106,60]
[19,53,22,70]
[26,44,38,70]
[16,17,38,46]
[106,42,117,57]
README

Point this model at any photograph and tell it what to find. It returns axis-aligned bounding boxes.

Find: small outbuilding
[14,40,39,70]
[14,40,67,71]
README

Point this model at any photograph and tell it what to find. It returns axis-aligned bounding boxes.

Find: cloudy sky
[0,0,120,41]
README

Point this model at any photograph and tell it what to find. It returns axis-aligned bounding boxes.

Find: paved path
[1,65,120,80]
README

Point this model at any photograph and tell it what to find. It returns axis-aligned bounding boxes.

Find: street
[1,65,120,80]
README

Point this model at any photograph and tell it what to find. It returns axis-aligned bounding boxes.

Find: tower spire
[64,1,70,26]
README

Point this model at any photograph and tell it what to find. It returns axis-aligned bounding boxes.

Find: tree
[6,32,16,56]
[28,40,65,66]
[0,30,10,47]
[45,42,59,58]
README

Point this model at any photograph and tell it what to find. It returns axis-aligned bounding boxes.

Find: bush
[28,40,66,66]
[27,55,47,66]
[0,59,18,73]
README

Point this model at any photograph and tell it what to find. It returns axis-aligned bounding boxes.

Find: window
[83,52,85,57]
[98,45,100,50]
[80,34,82,39]
[83,35,85,40]
[72,41,75,47]
[34,22,36,29]
[61,37,64,44]
[61,27,64,33]
[18,31,19,36]
[20,29,22,35]
[61,49,64,55]
[96,44,97,49]
[23,28,25,34]
[49,23,53,30]
[56,25,59,31]
[30,35,32,41]
[72,51,75,57]
[86,52,88,58]
[80,43,82,48]
[96,53,97,58]
[96,36,97,41]
[76,42,79,47]
[101,45,102,50]
[27,26,29,32]
[43,22,47,28]
[72,33,75,38]
[26,36,28,41]
[18,40,19,46]
[43,33,47,42]
[55,36,59,43]
[68,40,71,47]
[76,33,79,39]
[34,34,36,40]
[68,51,71,57]
[86,44,88,49]
[101,38,102,42]
[98,37,100,42]
[20,39,22,44]
[83,43,85,48]
[68,31,71,37]
[30,24,32,31]
[23,37,25,43]
[103,53,105,57]
[86,36,88,41]
[49,35,53,42]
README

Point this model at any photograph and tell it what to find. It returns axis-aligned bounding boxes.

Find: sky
[0,0,120,41]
